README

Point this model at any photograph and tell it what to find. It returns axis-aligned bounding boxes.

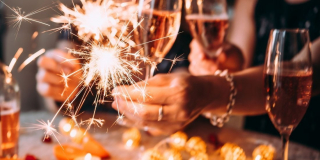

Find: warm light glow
[255,155,262,160]
[84,153,92,160]
[70,129,77,138]
[63,123,72,132]
[125,139,134,148]
[32,31,38,40]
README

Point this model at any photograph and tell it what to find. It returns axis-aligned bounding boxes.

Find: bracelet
[202,70,237,127]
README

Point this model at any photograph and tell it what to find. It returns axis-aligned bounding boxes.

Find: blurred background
[2,0,81,112]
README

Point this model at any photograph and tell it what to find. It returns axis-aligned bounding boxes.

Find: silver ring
[158,105,164,121]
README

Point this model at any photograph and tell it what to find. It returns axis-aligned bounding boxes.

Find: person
[112,0,320,149]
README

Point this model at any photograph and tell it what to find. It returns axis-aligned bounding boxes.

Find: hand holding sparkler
[36,48,82,102]
[112,73,227,135]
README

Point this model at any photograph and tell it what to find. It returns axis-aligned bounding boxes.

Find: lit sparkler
[30,0,183,141]
[1,0,50,37]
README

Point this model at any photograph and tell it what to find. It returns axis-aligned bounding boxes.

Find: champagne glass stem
[145,64,156,80]
[281,134,290,160]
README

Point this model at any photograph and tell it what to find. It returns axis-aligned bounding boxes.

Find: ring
[158,105,164,121]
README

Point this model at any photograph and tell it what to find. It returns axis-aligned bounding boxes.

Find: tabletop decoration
[252,145,275,160]
[122,128,141,149]
[74,153,101,160]
[185,137,207,156]
[54,145,87,160]
[57,118,110,159]
[141,149,164,160]
[170,131,188,150]
[163,149,182,160]
[220,143,246,160]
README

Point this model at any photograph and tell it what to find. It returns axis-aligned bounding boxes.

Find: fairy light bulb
[58,118,75,135]
[220,143,246,160]
[122,128,141,148]
[141,149,164,160]
[163,149,182,160]
[189,152,209,160]
[185,137,207,156]
[170,131,188,150]
[252,145,275,160]
[84,153,92,160]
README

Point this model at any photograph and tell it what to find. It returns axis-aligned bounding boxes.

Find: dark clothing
[245,0,320,150]
[0,3,6,62]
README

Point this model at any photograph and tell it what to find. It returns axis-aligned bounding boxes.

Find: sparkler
[1,0,50,37]
[7,0,183,142]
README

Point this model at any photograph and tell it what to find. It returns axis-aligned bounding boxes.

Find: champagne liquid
[186,14,229,56]
[1,105,19,158]
[265,71,312,134]
[137,10,181,62]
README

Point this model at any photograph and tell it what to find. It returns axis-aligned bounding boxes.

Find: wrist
[202,75,230,114]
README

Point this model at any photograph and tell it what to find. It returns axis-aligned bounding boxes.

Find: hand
[111,73,224,135]
[36,49,82,102]
[189,40,244,75]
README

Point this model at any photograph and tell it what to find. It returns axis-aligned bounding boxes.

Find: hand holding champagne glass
[136,0,182,78]
[264,29,312,160]
[185,0,229,58]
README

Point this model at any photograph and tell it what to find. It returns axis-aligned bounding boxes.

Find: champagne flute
[264,29,312,160]
[136,0,182,79]
[185,0,228,58]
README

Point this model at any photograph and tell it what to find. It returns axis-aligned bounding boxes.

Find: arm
[189,0,257,75]
[227,0,257,68]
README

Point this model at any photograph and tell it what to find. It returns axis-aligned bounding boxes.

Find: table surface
[18,111,320,160]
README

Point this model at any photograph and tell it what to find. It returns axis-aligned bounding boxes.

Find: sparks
[1,0,50,37]
[51,0,137,42]
[164,54,185,73]
[80,118,105,131]
[35,0,184,140]
[31,120,63,147]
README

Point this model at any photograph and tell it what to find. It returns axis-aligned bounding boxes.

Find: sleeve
[154,31,192,74]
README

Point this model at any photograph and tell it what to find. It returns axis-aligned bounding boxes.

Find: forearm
[204,66,266,116]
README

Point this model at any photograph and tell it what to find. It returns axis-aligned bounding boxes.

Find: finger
[37,83,66,101]
[45,49,80,70]
[114,85,174,104]
[115,117,178,136]
[37,56,63,73]
[36,68,64,86]
[112,99,186,121]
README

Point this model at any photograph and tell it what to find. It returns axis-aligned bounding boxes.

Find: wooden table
[18,111,320,160]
